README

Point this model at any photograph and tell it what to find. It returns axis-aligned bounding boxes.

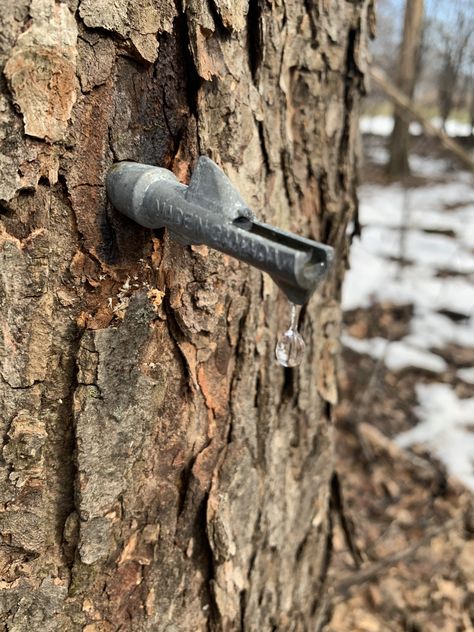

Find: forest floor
[326,133,474,631]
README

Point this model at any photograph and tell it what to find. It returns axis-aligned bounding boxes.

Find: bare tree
[0,0,371,630]
[436,10,473,130]
[387,0,424,178]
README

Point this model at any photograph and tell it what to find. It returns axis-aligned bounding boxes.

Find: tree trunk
[470,80,474,136]
[387,0,424,178]
[0,1,371,630]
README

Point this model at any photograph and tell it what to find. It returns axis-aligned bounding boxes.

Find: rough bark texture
[0,1,371,630]
[387,0,424,178]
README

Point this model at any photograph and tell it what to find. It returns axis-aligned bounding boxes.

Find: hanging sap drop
[275,303,305,367]
[275,329,305,367]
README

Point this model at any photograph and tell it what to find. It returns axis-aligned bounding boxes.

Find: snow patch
[342,334,448,373]
[342,153,474,490]
[396,384,474,490]
[360,115,472,138]
[458,367,474,385]
[343,174,474,313]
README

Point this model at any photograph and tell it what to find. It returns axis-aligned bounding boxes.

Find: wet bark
[0,1,371,630]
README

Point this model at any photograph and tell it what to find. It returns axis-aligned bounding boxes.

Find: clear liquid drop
[275,303,305,367]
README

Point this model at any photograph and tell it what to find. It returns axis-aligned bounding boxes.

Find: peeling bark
[0,0,372,629]
[4,0,78,142]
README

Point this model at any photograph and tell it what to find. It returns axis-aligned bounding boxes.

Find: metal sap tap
[106,157,333,305]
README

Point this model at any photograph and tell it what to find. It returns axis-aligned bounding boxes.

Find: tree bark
[0,1,371,630]
[387,0,424,178]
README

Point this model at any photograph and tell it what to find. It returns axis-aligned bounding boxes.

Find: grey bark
[0,0,371,630]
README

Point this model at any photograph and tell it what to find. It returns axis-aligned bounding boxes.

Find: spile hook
[106,157,333,305]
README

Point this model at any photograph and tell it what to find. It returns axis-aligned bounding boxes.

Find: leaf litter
[327,131,474,631]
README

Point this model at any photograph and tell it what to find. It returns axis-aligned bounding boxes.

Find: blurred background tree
[366,0,474,143]
[435,6,473,129]
[330,0,474,629]
[387,0,424,178]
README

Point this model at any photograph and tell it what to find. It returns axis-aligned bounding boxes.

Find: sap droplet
[275,328,305,367]
[275,303,305,367]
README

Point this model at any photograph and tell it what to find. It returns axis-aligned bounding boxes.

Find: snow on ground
[342,147,474,489]
[396,384,474,490]
[342,333,448,373]
[343,168,474,314]
[360,115,472,138]
[357,179,474,241]
[458,367,474,384]
[365,145,468,178]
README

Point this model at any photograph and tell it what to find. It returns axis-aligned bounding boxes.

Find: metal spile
[106,157,334,305]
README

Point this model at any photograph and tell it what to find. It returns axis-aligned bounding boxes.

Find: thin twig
[334,517,459,596]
